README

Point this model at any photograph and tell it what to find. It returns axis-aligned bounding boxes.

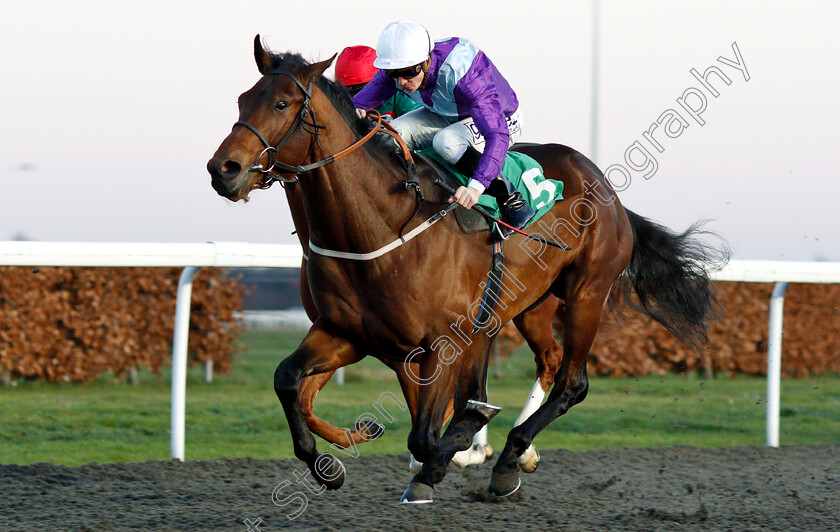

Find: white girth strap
[308,203,457,261]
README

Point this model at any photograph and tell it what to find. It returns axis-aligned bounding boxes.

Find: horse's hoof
[312,453,345,490]
[408,455,423,475]
[484,444,494,462]
[354,419,385,440]
[517,444,540,473]
[489,470,521,498]
[400,481,434,504]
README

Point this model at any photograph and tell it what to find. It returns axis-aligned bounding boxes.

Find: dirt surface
[1,444,837,531]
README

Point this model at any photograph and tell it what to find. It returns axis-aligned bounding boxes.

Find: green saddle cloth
[418,148,564,228]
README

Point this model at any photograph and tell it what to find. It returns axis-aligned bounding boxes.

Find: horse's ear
[254,34,275,74]
[307,54,337,81]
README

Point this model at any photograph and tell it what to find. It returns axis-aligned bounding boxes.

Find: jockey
[335,45,422,120]
[353,20,534,231]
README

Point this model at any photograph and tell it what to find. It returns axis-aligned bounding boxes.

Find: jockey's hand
[355,108,367,120]
[449,186,481,209]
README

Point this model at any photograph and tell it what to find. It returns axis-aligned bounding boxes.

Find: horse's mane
[266,51,401,159]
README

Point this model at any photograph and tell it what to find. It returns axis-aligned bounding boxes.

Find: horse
[207,36,725,503]
[290,175,563,472]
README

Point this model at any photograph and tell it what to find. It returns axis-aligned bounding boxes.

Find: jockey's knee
[389,120,409,144]
[432,129,469,165]
[391,120,423,151]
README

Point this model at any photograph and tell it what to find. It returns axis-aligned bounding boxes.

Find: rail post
[766,281,788,448]
[171,266,199,461]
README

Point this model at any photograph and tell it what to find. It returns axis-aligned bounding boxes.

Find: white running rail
[711,260,840,447]
[1,243,838,456]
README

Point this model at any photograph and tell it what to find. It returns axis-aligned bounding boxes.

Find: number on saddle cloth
[416,148,564,235]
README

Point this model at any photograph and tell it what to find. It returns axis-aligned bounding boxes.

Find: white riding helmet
[373,20,432,69]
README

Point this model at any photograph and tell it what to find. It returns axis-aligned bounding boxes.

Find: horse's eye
[274,101,288,112]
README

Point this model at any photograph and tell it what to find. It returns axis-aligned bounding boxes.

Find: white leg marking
[514,379,546,427]
[473,425,488,446]
[409,454,423,475]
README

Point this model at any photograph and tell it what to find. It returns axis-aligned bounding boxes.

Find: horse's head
[207,35,334,201]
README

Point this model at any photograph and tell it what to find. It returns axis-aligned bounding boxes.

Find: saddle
[414,148,564,236]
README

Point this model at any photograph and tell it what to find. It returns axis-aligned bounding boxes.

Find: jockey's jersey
[353,37,520,187]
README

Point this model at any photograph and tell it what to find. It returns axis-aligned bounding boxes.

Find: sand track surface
[1,444,837,531]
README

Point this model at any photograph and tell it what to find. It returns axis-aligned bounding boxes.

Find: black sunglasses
[385,63,424,80]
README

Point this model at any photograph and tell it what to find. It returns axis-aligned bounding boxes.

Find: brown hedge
[4,270,837,382]
[496,282,840,378]
[0,267,242,383]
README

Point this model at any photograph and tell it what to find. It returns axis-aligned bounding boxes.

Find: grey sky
[1,0,838,260]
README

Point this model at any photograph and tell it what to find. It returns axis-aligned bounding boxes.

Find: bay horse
[207,37,724,503]
[291,182,563,472]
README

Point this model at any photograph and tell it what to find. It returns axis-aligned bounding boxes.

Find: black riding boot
[454,146,535,232]
[453,146,483,176]
[487,174,535,232]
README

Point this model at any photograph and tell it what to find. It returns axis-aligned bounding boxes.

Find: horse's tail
[612,209,730,351]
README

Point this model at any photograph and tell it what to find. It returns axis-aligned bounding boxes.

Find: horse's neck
[284,186,310,250]
[300,110,415,254]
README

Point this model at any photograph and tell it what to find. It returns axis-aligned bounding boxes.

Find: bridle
[232,70,397,189]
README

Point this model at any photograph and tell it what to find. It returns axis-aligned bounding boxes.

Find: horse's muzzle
[207,158,247,200]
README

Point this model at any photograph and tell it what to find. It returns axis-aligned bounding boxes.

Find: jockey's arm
[447,86,510,209]
[454,74,511,192]
[352,70,398,119]
[467,103,510,189]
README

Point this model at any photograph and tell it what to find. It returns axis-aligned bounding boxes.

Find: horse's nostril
[219,160,242,178]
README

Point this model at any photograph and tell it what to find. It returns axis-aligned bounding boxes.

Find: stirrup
[494,222,512,240]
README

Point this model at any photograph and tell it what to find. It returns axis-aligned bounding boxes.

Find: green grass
[1,329,838,466]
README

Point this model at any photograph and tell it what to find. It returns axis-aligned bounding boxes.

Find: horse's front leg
[299,370,387,448]
[402,335,499,504]
[274,321,365,490]
[384,358,461,475]
[434,333,499,463]
[398,342,459,504]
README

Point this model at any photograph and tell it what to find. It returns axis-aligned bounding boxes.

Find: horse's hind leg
[515,294,563,392]
[422,296,565,475]
[509,295,563,473]
[489,280,610,497]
